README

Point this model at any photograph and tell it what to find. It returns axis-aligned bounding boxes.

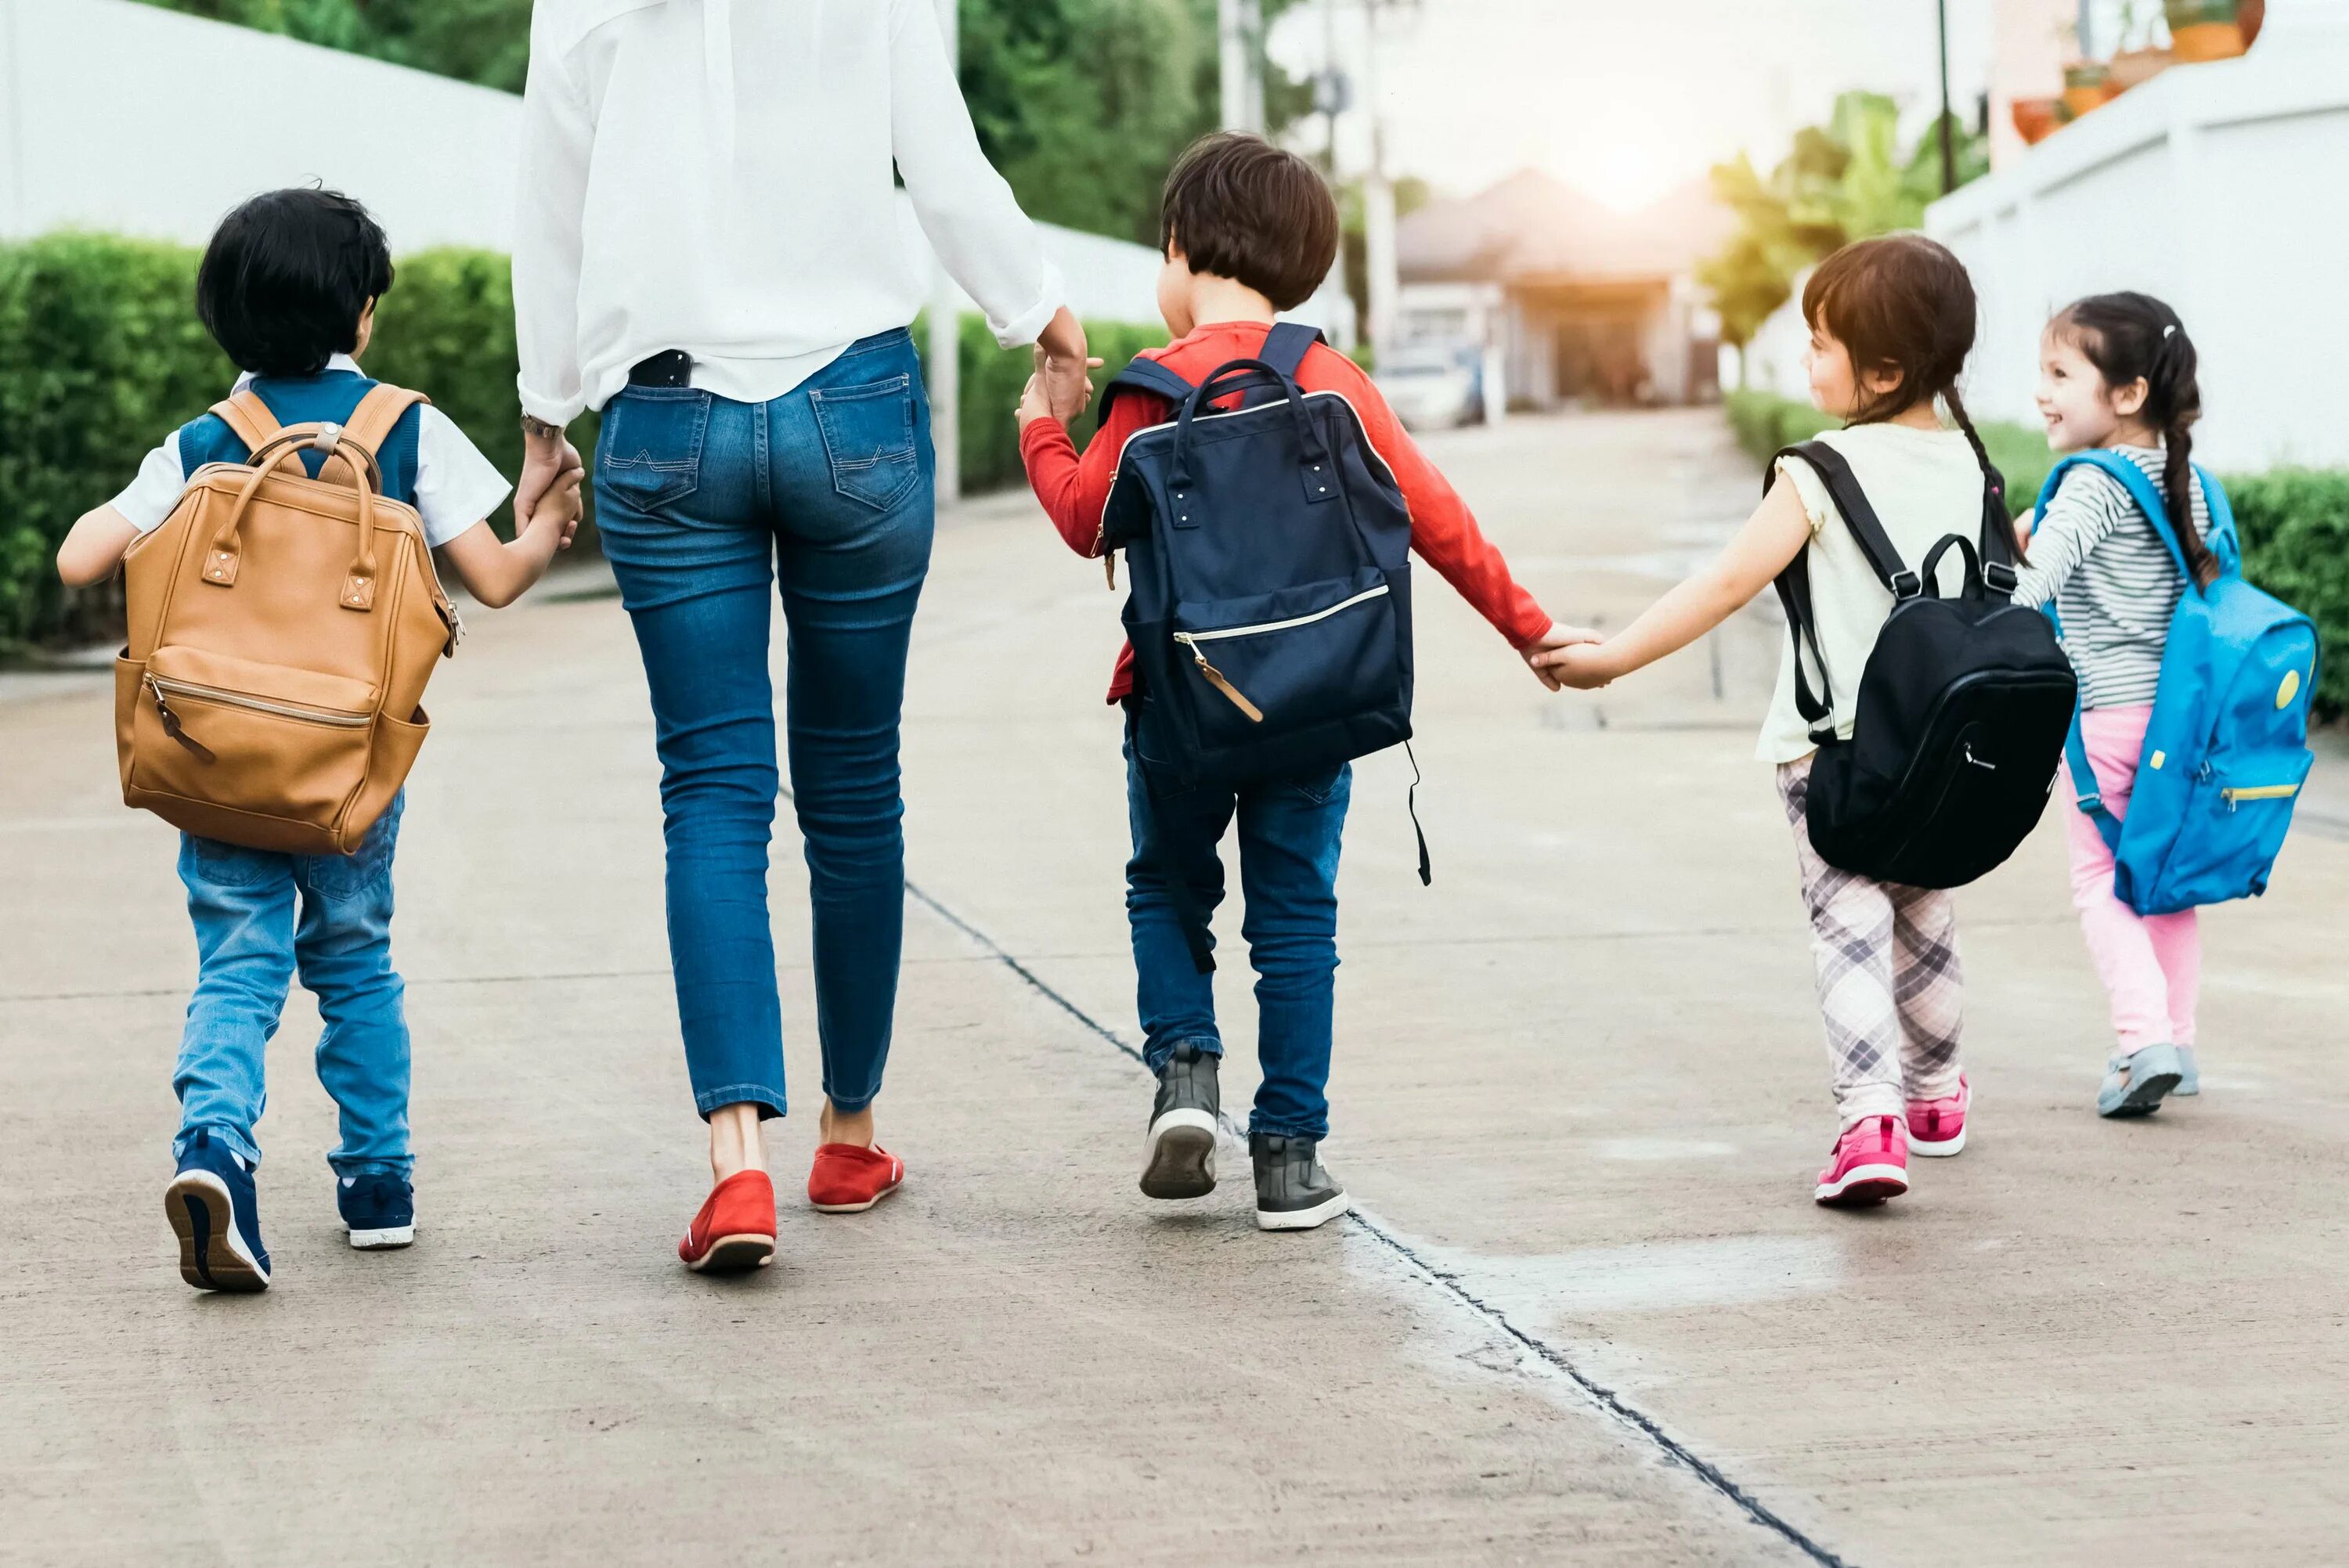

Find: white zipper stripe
[148,675,370,728]
[1173,583,1390,646]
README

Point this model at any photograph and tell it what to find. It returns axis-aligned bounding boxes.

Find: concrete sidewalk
[3,409,2344,1566]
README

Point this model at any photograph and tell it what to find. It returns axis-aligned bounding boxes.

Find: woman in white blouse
[511,0,1092,1271]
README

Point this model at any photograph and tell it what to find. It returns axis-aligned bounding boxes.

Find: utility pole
[928,0,961,502]
[1361,1,1401,366]
[1938,0,1959,195]
[1219,0,1265,132]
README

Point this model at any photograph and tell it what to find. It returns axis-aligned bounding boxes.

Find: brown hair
[1158,132,1340,312]
[1803,234,2017,553]
[2051,292,2217,588]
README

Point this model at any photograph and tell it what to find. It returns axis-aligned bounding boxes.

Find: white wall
[1929,6,2349,470]
[0,0,1189,328]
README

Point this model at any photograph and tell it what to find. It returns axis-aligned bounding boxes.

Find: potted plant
[2012,96,2065,145]
[2109,0,2175,88]
[2062,60,2116,118]
[2166,0,2250,61]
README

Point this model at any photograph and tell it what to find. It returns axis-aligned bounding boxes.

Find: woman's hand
[518,425,585,534]
[1035,307,1103,421]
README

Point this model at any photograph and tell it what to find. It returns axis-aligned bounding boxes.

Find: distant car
[1374,344,1485,431]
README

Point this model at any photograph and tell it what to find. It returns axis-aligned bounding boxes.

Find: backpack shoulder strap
[1258,322,1326,381]
[1776,440,1918,596]
[339,384,430,459]
[1095,355,1198,429]
[208,389,282,456]
[2041,449,2198,585]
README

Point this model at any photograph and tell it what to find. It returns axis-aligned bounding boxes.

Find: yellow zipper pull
[1175,638,1264,723]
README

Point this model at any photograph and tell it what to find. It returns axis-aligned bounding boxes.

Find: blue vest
[176,370,424,507]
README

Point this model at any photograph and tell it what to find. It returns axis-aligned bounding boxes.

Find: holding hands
[1519,622,1606,691]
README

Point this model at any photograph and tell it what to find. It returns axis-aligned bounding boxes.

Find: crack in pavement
[900,876,1854,1568]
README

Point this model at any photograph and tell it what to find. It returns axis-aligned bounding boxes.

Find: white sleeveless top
[1759,422,1994,765]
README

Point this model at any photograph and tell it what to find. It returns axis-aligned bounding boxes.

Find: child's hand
[1519,622,1603,692]
[1016,372,1055,431]
[525,465,585,550]
[1535,640,1622,691]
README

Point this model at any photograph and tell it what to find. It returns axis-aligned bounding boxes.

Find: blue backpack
[2036,452,2318,915]
[1097,323,1416,789]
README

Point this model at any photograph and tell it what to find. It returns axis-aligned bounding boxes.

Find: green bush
[2235,470,2349,718]
[0,230,1156,649]
[1723,388,2049,518]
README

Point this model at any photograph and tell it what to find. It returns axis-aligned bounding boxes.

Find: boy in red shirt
[1018,133,1585,1230]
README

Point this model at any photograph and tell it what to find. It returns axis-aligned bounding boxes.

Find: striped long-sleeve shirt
[2012,445,2206,710]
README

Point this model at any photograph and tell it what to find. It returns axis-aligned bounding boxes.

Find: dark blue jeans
[594,329,933,1121]
[1124,704,1350,1140]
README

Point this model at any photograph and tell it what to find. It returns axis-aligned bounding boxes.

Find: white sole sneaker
[1140,1109,1218,1199]
[1256,1190,1352,1231]
[1813,1163,1909,1206]
[1907,1126,1966,1158]
[347,1224,415,1249]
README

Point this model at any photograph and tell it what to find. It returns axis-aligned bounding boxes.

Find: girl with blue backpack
[2015,294,2318,1119]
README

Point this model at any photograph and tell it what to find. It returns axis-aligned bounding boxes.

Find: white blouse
[514,0,1066,426]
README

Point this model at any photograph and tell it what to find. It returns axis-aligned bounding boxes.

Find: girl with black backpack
[1543,236,2030,1209]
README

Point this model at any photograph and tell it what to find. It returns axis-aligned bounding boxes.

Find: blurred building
[1931,0,2349,470]
[1392,171,1732,413]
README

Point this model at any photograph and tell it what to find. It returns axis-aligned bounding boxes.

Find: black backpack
[1098,323,1416,788]
[1770,440,2077,889]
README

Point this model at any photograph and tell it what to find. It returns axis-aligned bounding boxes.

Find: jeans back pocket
[598,388,710,509]
[810,374,920,511]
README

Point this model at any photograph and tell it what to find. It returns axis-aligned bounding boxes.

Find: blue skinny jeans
[593,329,933,1121]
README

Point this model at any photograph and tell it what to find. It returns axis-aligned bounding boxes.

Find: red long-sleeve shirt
[1019,320,1553,704]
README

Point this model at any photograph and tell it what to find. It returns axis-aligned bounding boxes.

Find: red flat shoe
[679,1170,776,1271]
[807,1144,904,1213]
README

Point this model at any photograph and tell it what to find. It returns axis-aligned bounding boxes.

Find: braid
[2149,320,2219,587]
[1943,385,2022,560]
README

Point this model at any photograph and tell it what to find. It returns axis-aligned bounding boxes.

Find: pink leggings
[2059,705,2199,1054]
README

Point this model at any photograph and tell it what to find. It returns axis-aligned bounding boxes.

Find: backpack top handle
[1169,356,1332,494]
[202,424,387,613]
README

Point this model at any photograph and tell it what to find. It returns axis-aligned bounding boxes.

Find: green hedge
[1723,388,2051,518]
[0,231,1158,649]
[1726,391,2349,719]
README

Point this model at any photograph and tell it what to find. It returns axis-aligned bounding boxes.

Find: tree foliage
[1699,92,1990,352]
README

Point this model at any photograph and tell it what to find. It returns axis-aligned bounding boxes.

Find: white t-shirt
[1758,422,1994,765]
[109,355,513,550]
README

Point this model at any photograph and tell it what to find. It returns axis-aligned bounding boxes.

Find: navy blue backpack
[1098,323,1417,789]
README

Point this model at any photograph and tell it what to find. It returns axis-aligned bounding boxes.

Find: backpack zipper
[1169,582,1391,724]
[2221,783,2300,809]
[147,673,370,731]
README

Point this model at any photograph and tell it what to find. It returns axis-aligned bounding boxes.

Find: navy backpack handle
[1168,357,1330,490]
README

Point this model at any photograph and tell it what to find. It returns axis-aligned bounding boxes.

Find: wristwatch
[521,413,565,441]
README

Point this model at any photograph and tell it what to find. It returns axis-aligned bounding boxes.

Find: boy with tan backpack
[55,189,582,1292]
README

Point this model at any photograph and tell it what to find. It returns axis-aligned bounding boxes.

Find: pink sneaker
[1814,1116,1909,1206]
[1906,1074,1970,1158]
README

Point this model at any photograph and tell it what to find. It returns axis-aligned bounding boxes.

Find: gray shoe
[1250,1132,1351,1231]
[2174,1045,2199,1098]
[1140,1041,1220,1199]
[2098,1042,2184,1119]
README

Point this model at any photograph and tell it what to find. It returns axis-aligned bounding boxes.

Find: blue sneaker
[2174,1046,2199,1098]
[337,1172,415,1249]
[166,1130,270,1292]
[2098,1042,2184,1119]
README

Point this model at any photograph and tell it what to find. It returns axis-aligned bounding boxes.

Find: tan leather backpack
[115,384,462,856]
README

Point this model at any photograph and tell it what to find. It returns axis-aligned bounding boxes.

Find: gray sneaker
[1140,1041,1220,1199]
[1250,1132,1351,1231]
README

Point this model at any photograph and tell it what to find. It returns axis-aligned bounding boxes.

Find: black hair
[196,187,395,377]
[1158,132,1340,312]
[1803,234,2019,556]
[2050,292,2215,587]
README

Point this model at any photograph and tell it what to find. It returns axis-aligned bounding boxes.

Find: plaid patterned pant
[1777,757,1965,1126]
